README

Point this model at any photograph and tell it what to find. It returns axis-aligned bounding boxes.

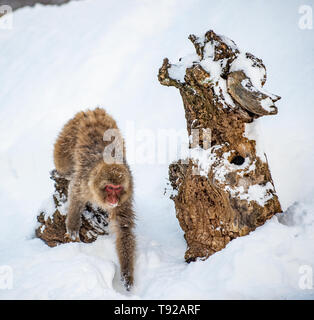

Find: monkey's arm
[116,225,135,290]
[115,204,136,290]
[65,181,85,242]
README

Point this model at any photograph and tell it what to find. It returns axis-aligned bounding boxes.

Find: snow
[168,53,199,83]
[200,59,221,82]
[189,145,216,177]
[242,182,274,206]
[0,0,314,299]
[169,31,238,109]
[244,119,266,160]
[260,97,276,113]
[230,52,266,89]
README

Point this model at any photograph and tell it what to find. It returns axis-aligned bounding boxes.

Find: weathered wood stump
[36,170,109,247]
[159,30,282,262]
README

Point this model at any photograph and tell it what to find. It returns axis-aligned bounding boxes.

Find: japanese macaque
[53,108,135,290]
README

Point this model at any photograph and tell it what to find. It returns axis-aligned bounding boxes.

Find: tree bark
[159,30,282,262]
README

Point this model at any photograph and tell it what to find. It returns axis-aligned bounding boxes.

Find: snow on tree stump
[158,30,282,262]
[36,170,109,247]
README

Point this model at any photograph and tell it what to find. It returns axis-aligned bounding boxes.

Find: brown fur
[54,107,135,290]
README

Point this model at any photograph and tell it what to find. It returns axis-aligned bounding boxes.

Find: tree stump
[158,30,282,262]
[36,170,109,247]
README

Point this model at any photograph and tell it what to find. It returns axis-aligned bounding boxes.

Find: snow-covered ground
[0,0,313,299]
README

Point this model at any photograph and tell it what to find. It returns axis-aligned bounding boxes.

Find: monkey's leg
[115,224,136,291]
[65,181,85,242]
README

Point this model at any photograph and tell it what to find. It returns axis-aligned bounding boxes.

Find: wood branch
[189,30,239,61]
[158,58,183,89]
[227,71,280,116]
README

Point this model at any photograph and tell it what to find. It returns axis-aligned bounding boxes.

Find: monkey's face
[103,184,124,207]
[90,162,131,210]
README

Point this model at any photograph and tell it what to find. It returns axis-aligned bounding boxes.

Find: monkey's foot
[64,230,80,242]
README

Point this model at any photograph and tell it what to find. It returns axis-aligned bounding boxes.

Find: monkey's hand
[121,272,133,291]
[64,229,80,242]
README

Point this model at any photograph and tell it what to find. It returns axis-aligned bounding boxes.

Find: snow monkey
[53,108,135,290]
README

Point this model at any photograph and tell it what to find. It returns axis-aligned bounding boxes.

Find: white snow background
[0,0,314,299]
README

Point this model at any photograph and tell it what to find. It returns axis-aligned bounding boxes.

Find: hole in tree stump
[230,155,245,166]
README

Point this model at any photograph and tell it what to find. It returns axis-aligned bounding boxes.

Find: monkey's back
[54,108,118,177]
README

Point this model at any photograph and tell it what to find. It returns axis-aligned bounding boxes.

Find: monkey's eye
[104,184,123,193]
[105,185,114,191]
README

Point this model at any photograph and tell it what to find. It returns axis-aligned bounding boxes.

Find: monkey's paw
[64,230,80,242]
[122,273,133,291]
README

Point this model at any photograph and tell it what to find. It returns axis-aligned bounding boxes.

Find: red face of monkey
[104,184,124,206]
[90,162,132,210]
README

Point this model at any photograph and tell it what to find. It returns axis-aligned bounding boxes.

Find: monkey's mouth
[106,195,119,207]
[108,202,118,208]
[105,185,123,207]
